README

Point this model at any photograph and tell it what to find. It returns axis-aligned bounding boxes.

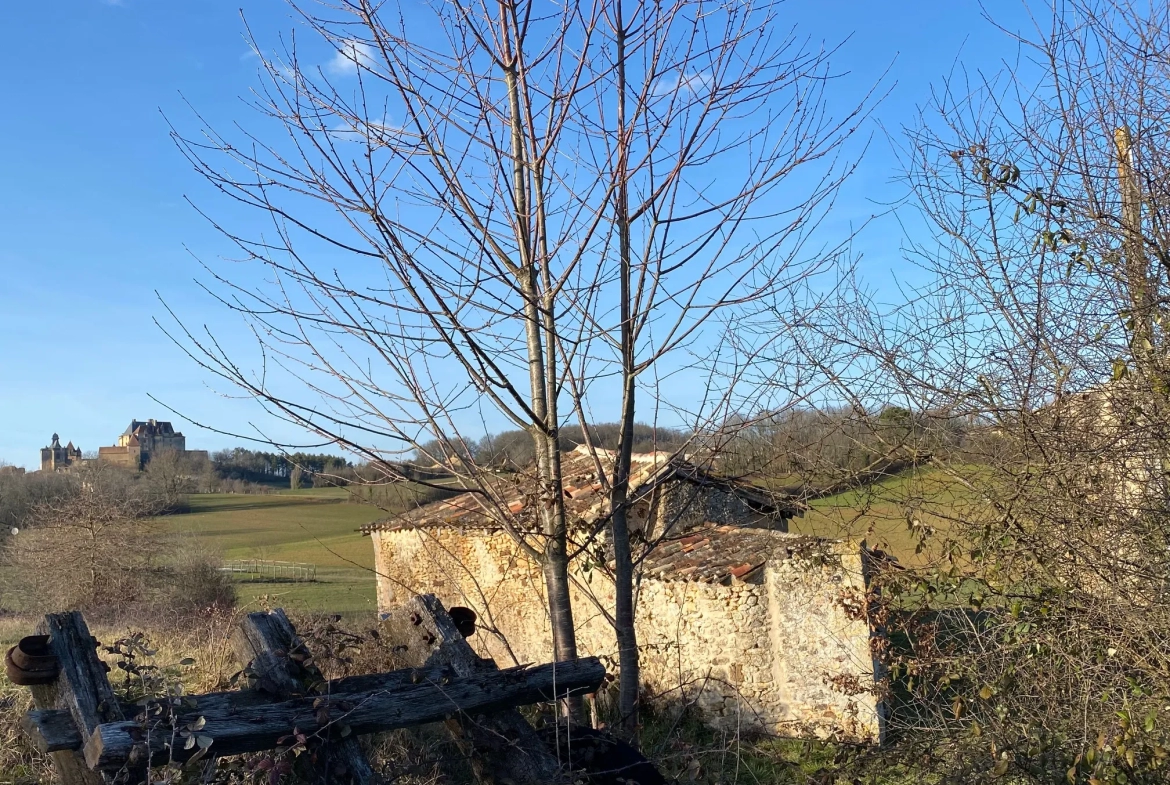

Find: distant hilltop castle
[40,419,208,472]
[40,434,82,472]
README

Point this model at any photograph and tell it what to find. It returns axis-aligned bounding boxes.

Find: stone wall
[98,445,141,470]
[371,526,881,742]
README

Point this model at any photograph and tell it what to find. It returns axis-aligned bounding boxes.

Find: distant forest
[210,447,351,485]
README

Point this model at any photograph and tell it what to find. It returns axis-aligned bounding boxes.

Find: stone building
[363,446,884,743]
[98,419,207,470]
[39,434,82,472]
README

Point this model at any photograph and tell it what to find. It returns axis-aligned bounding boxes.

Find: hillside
[172,489,386,614]
[169,468,957,619]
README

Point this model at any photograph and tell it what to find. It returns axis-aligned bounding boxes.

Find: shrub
[0,464,233,620]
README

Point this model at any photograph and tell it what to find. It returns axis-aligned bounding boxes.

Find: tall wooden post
[26,612,136,785]
[1115,126,1153,368]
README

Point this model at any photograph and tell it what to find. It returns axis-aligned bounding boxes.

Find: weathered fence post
[233,608,380,785]
[379,594,565,784]
[12,606,609,784]
[22,612,138,785]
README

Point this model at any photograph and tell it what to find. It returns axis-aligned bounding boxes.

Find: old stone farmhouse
[362,446,884,743]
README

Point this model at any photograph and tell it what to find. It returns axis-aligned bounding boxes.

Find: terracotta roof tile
[640,525,818,583]
[359,445,803,536]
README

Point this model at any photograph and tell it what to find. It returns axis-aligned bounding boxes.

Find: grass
[789,467,976,567]
[165,468,967,618]
[166,491,387,616]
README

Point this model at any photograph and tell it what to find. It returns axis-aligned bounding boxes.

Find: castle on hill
[40,434,82,472]
[40,419,208,472]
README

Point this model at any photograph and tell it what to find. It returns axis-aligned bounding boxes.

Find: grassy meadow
[789,467,970,567]
[168,467,963,622]
[170,488,387,616]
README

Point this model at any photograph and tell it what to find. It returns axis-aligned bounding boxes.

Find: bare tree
[808,1,1170,780]
[167,0,871,735]
[4,463,159,613]
[144,448,206,511]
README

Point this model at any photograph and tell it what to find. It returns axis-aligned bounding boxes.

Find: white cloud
[325,39,375,76]
[652,71,715,97]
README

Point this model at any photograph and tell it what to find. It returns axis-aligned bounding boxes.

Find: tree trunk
[501,14,579,672]
[610,1,642,741]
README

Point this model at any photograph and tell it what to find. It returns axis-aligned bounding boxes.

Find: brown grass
[1,608,242,785]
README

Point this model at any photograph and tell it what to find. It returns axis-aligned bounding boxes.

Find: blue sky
[0,0,1031,469]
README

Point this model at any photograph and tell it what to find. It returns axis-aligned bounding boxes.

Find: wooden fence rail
[7,598,615,785]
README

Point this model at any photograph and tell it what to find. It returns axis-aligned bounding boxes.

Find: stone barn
[363,446,884,743]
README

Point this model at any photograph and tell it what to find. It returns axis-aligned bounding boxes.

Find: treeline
[714,405,968,489]
[0,407,970,530]
[211,448,351,485]
[417,422,690,469]
[416,411,969,490]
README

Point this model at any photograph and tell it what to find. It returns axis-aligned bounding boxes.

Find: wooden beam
[83,658,606,771]
[378,594,563,784]
[232,609,378,785]
[26,612,133,785]
[22,708,83,753]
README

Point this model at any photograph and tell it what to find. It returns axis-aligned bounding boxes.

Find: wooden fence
[220,559,317,582]
[5,597,645,785]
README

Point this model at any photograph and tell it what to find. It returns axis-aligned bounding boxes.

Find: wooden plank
[378,594,564,784]
[233,608,378,785]
[22,708,83,753]
[84,657,606,771]
[26,611,131,785]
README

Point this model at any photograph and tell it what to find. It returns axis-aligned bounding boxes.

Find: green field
[789,467,970,567]
[169,489,386,615]
[163,469,964,618]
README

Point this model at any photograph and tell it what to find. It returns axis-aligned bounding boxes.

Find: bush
[157,537,235,617]
[0,464,233,620]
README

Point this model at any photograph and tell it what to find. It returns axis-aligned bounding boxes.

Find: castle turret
[41,432,80,471]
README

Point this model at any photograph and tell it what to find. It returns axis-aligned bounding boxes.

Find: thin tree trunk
[1116,126,1154,374]
[502,15,579,670]
[610,0,641,741]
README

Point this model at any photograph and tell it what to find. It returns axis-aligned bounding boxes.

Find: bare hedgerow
[1,462,234,620]
[807,1,1170,782]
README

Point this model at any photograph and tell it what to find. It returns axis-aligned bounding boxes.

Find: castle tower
[40,433,81,471]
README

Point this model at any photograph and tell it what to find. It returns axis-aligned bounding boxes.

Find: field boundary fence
[220,559,316,582]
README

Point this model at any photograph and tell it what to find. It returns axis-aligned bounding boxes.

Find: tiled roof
[360,445,801,534]
[640,525,815,583]
[123,420,178,438]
